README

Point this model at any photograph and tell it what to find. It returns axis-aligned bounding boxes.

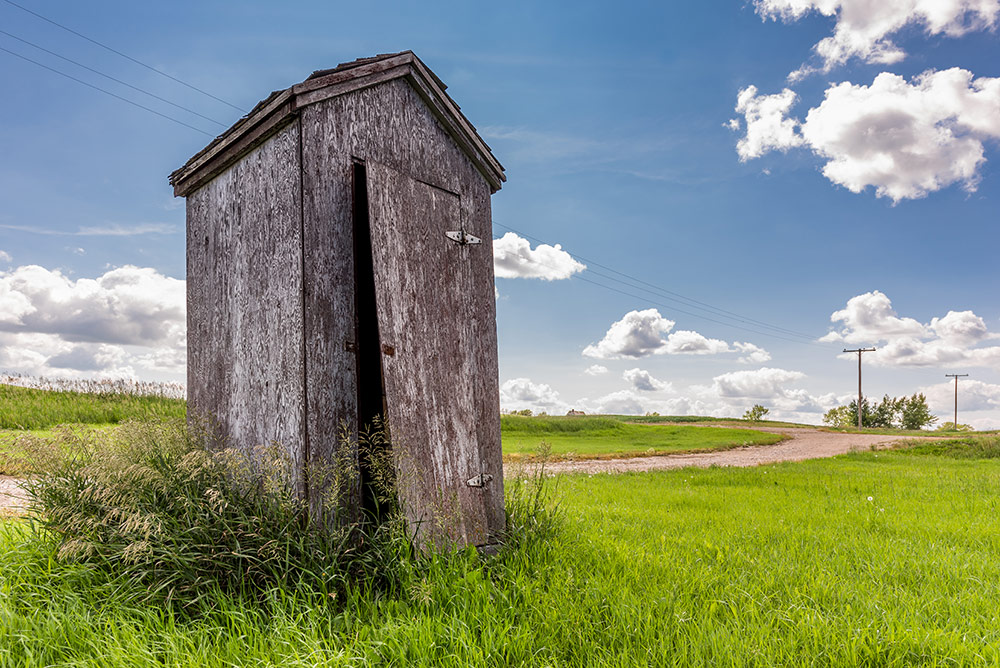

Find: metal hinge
[445,230,482,246]
[466,472,494,488]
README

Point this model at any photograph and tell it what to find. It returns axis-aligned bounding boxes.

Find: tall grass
[0,381,186,430]
[2,442,1000,664]
[21,419,417,608]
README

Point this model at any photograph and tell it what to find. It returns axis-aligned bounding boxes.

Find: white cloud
[820,290,926,344]
[623,368,671,392]
[712,367,807,399]
[583,308,769,361]
[584,364,609,376]
[583,308,676,359]
[734,341,772,363]
[755,0,1000,77]
[499,377,567,413]
[0,223,177,236]
[0,251,10,264]
[735,68,1000,201]
[0,264,185,379]
[823,291,1000,370]
[493,232,586,281]
[663,330,732,355]
[734,86,805,160]
[923,379,1000,413]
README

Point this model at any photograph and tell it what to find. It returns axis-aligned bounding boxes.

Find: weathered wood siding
[300,77,504,543]
[186,121,306,490]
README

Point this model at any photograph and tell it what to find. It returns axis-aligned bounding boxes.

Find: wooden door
[366,161,489,547]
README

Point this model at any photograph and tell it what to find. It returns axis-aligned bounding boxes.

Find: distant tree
[516,408,533,417]
[936,421,974,432]
[743,404,769,422]
[645,411,660,417]
[899,393,937,430]
[823,405,854,428]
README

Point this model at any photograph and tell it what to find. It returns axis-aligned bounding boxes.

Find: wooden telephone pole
[844,347,876,429]
[944,373,969,428]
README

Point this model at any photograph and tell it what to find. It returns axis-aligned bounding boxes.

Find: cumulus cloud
[499,377,567,413]
[734,341,772,363]
[623,368,671,392]
[820,291,926,344]
[712,367,807,399]
[663,330,731,355]
[583,309,676,359]
[735,68,1000,201]
[584,364,609,376]
[755,0,1000,77]
[733,86,805,160]
[924,379,1000,413]
[582,308,770,361]
[822,291,1000,369]
[492,232,586,281]
[0,264,186,379]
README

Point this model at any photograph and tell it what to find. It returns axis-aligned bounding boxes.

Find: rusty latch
[445,230,482,246]
[466,472,493,488]
[381,344,395,356]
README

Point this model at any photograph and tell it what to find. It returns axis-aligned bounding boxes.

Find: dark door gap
[352,160,388,518]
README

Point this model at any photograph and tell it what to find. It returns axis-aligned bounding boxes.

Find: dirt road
[0,476,27,513]
[509,427,937,476]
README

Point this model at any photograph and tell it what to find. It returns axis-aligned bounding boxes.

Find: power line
[0,45,214,136]
[1,0,244,111]
[493,220,825,344]
[0,29,228,127]
[493,220,821,341]
[574,273,828,346]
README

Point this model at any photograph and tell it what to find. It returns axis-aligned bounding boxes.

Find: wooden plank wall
[300,78,504,542]
[186,121,307,493]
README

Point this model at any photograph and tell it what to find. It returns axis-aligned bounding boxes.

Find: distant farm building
[567,409,586,416]
[170,52,506,548]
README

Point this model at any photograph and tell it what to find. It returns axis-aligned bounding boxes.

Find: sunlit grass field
[0,383,186,430]
[500,415,784,460]
[2,442,999,665]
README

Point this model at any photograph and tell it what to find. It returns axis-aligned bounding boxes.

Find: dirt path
[508,427,940,476]
[0,476,28,514]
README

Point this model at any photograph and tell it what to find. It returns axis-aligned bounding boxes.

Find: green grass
[0,383,186,430]
[3,439,1000,665]
[501,414,784,460]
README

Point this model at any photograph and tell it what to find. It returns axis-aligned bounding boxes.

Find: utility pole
[844,347,876,429]
[944,373,969,428]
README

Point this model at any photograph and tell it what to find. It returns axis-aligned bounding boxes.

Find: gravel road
[507,427,939,476]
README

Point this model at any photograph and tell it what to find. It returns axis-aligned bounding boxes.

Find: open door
[364,161,490,547]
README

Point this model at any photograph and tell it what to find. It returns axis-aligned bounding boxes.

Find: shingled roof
[169,51,505,197]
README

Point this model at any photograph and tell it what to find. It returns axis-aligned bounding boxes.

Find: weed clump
[22,419,411,608]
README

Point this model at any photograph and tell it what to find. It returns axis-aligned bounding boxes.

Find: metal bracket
[445,230,482,246]
[466,472,494,488]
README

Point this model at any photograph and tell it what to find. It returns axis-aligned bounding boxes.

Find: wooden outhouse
[169,52,506,548]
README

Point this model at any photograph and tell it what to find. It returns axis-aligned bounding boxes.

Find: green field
[2,439,1000,665]
[0,383,186,430]
[500,414,784,460]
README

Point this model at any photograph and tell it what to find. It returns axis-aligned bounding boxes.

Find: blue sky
[1,0,999,426]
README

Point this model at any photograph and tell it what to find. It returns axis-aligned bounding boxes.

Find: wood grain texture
[185,121,306,494]
[367,162,486,546]
[299,77,504,543]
